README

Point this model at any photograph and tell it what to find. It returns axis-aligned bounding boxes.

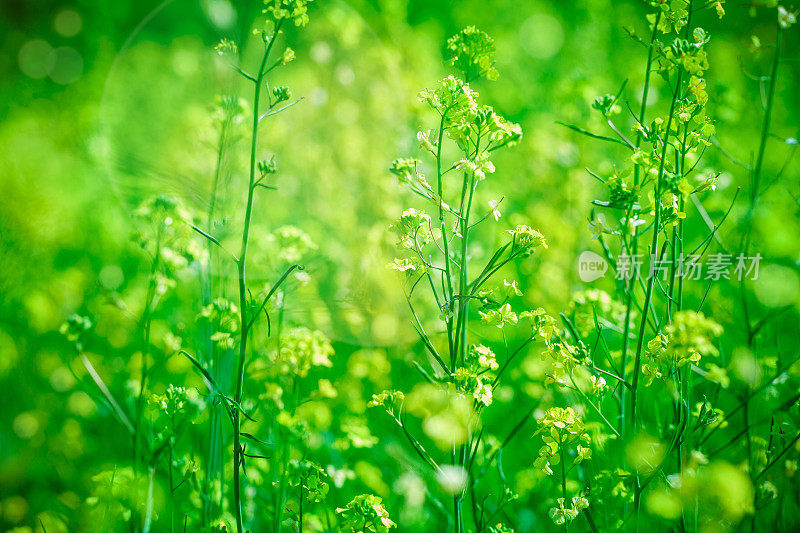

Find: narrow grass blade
[79,354,134,434]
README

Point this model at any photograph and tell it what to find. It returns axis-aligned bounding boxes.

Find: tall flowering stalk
[228,3,310,532]
[192,2,313,532]
[556,0,780,530]
[377,27,546,532]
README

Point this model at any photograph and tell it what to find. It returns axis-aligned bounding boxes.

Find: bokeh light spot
[754,264,799,307]
[13,411,40,439]
[99,264,124,290]
[172,48,199,77]
[1,496,29,524]
[50,367,76,392]
[18,39,56,79]
[336,64,355,85]
[519,14,564,59]
[68,391,97,417]
[54,10,82,37]
[309,86,328,106]
[202,0,236,29]
[370,312,398,344]
[49,46,83,84]
[310,41,332,64]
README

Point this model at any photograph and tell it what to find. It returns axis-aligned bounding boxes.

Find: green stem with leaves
[559,437,569,533]
[233,22,283,533]
[202,104,230,528]
[436,112,457,364]
[630,61,686,529]
[740,20,783,529]
[134,223,163,474]
[620,10,661,436]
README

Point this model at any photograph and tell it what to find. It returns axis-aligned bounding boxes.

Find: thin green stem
[202,108,229,528]
[559,437,568,533]
[436,112,456,366]
[455,175,475,368]
[299,479,304,533]
[620,10,662,436]
[629,63,685,531]
[233,23,282,533]
[751,22,782,203]
[739,24,783,530]
[134,221,163,518]
[169,439,175,533]
[630,68,685,433]
[756,431,800,481]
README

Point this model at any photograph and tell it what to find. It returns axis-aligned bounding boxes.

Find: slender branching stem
[630,62,686,529]
[620,10,662,436]
[436,112,457,364]
[232,22,283,533]
[630,68,685,432]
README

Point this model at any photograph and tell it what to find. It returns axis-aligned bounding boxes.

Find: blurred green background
[1,0,799,531]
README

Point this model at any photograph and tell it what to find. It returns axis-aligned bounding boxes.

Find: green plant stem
[620,10,661,436]
[299,480,304,533]
[751,22,782,204]
[630,65,685,529]
[436,112,457,363]
[134,223,162,474]
[456,175,475,366]
[233,24,282,533]
[672,144,688,532]
[143,466,156,533]
[567,372,621,439]
[169,439,175,533]
[274,306,293,533]
[133,223,163,533]
[740,19,782,345]
[670,17,695,531]
[454,495,462,533]
[630,67,684,429]
[756,431,800,481]
[453,167,477,533]
[740,25,782,532]
[202,114,228,528]
[559,438,568,533]
[208,132,227,230]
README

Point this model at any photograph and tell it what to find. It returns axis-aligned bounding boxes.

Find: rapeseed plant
[378,26,547,533]
[27,2,795,533]
[559,1,799,532]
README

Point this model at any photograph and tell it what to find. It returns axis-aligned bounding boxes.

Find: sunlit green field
[2,1,800,532]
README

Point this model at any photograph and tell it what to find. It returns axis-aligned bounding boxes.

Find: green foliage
[285,460,329,502]
[264,0,312,28]
[3,1,800,532]
[446,26,499,81]
[336,494,396,532]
